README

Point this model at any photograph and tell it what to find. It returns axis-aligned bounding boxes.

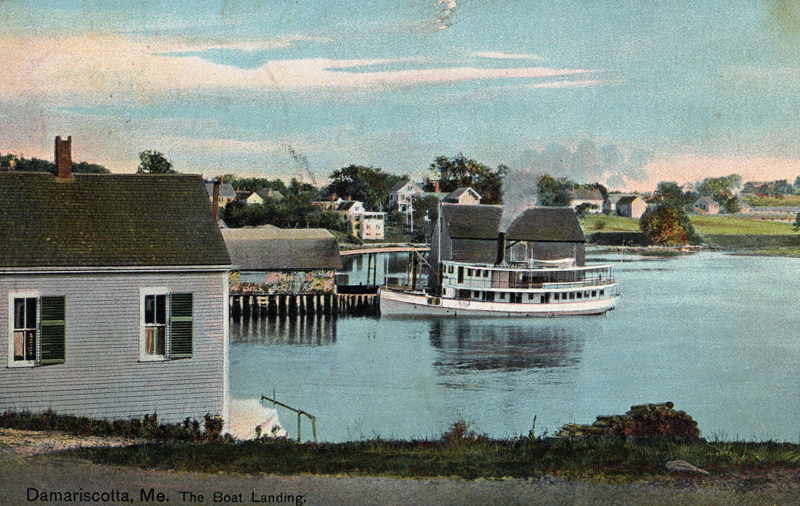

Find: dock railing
[261,394,317,443]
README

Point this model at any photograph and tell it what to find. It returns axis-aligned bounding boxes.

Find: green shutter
[169,293,193,359]
[39,296,65,365]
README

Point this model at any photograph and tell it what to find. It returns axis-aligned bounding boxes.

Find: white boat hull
[379,287,618,317]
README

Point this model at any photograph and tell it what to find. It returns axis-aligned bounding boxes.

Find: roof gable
[0,173,230,268]
[505,207,585,242]
[222,227,342,270]
[441,204,585,243]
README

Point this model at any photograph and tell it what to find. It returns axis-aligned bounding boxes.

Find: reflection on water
[428,319,584,372]
[231,314,338,345]
[230,252,800,442]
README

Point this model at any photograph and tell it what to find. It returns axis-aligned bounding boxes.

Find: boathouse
[0,137,231,424]
[222,226,343,316]
[430,204,587,273]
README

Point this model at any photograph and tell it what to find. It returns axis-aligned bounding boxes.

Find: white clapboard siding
[0,270,228,424]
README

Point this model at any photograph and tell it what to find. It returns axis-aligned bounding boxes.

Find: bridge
[339,244,429,256]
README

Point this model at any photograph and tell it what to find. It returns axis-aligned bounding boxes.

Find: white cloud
[0,34,598,101]
[475,51,545,60]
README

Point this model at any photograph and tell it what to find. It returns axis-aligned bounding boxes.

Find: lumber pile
[556,402,701,439]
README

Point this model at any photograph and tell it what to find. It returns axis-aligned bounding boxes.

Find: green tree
[426,154,506,205]
[1,153,110,174]
[639,204,699,246]
[326,165,403,211]
[697,174,742,213]
[793,212,800,232]
[537,174,571,206]
[137,150,175,174]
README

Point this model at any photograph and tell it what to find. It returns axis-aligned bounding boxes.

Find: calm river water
[230,251,800,443]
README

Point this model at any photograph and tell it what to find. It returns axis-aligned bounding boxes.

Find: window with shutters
[139,288,193,361]
[8,292,66,367]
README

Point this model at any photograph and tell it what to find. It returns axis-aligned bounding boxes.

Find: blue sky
[3,0,800,191]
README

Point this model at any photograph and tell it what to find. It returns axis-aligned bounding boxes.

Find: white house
[569,188,604,213]
[387,180,424,215]
[0,137,231,425]
[336,201,385,240]
[615,195,647,218]
[693,197,720,214]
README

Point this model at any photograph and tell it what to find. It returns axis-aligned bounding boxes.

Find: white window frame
[139,287,170,362]
[8,291,39,368]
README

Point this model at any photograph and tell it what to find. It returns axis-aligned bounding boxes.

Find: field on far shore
[581,213,800,255]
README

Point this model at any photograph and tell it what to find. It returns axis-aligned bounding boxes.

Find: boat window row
[443,264,614,289]
[453,289,607,303]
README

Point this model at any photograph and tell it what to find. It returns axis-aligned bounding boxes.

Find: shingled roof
[505,207,585,242]
[441,204,584,242]
[0,172,230,268]
[222,226,342,271]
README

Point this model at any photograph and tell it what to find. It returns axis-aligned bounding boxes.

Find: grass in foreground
[62,435,800,484]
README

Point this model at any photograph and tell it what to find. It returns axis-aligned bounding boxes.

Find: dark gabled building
[222,226,342,295]
[430,204,586,270]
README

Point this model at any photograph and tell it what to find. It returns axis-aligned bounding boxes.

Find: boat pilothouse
[379,204,620,317]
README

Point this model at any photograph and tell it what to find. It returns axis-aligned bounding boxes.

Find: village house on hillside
[0,137,231,425]
[205,181,237,209]
[569,188,604,213]
[387,180,424,215]
[430,204,587,272]
[443,187,482,205]
[336,200,385,240]
[615,195,647,218]
[693,196,720,214]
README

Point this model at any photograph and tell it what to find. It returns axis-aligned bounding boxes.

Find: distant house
[206,181,237,209]
[388,180,424,215]
[242,187,284,205]
[335,201,385,240]
[256,187,284,201]
[569,188,604,213]
[603,194,629,215]
[693,197,720,214]
[430,204,587,270]
[443,187,481,205]
[615,196,647,218]
[222,226,342,295]
[0,137,231,425]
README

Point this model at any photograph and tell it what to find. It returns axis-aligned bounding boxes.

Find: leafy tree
[1,153,110,174]
[696,175,742,213]
[326,165,403,211]
[137,150,175,174]
[425,154,506,205]
[222,174,288,195]
[639,204,699,246]
[410,195,442,242]
[653,181,697,213]
[793,212,800,232]
[72,161,111,174]
[656,182,684,201]
[537,174,571,206]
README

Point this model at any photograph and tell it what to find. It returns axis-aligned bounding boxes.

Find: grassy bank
[581,214,800,256]
[62,434,800,484]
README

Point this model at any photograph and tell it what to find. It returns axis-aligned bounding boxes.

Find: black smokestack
[495,232,506,265]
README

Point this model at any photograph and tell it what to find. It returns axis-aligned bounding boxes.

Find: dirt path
[2,430,800,506]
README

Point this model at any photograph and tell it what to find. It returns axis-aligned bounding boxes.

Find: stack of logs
[557,402,701,439]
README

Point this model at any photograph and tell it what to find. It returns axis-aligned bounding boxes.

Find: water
[230,251,800,442]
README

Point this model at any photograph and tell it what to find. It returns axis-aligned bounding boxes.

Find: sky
[3,0,800,192]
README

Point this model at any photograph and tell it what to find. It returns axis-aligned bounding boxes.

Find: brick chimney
[212,178,220,222]
[55,136,72,179]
